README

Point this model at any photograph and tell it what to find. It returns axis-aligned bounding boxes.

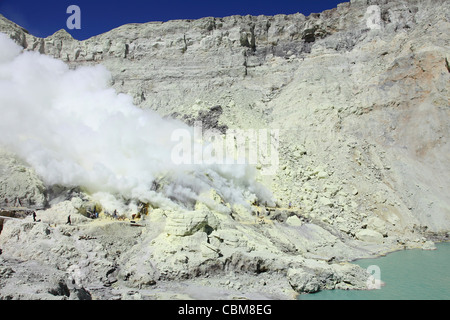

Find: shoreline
[0,212,449,300]
[298,241,450,300]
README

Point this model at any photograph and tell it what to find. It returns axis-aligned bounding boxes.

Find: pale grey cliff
[0,0,449,300]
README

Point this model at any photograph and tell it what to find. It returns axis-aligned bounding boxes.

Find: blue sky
[0,0,345,40]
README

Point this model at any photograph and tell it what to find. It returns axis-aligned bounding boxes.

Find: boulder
[367,216,387,234]
[286,215,303,227]
[421,240,436,250]
[355,229,384,244]
[287,268,320,293]
[165,210,211,236]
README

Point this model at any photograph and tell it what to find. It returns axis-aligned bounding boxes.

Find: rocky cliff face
[0,0,449,299]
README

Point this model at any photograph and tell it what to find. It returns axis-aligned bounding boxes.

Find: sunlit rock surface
[0,0,449,299]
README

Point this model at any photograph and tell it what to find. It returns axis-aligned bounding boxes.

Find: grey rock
[0,0,449,299]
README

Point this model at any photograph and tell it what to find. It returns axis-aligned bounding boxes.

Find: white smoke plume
[0,33,274,216]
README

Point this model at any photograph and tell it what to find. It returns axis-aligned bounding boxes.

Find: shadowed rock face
[0,0,448,299]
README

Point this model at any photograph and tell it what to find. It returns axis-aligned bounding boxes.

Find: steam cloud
[0,33,273,215]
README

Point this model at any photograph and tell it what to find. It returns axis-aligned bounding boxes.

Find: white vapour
[0,33,273,215]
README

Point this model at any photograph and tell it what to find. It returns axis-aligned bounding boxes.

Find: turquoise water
[298,242,450,300]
